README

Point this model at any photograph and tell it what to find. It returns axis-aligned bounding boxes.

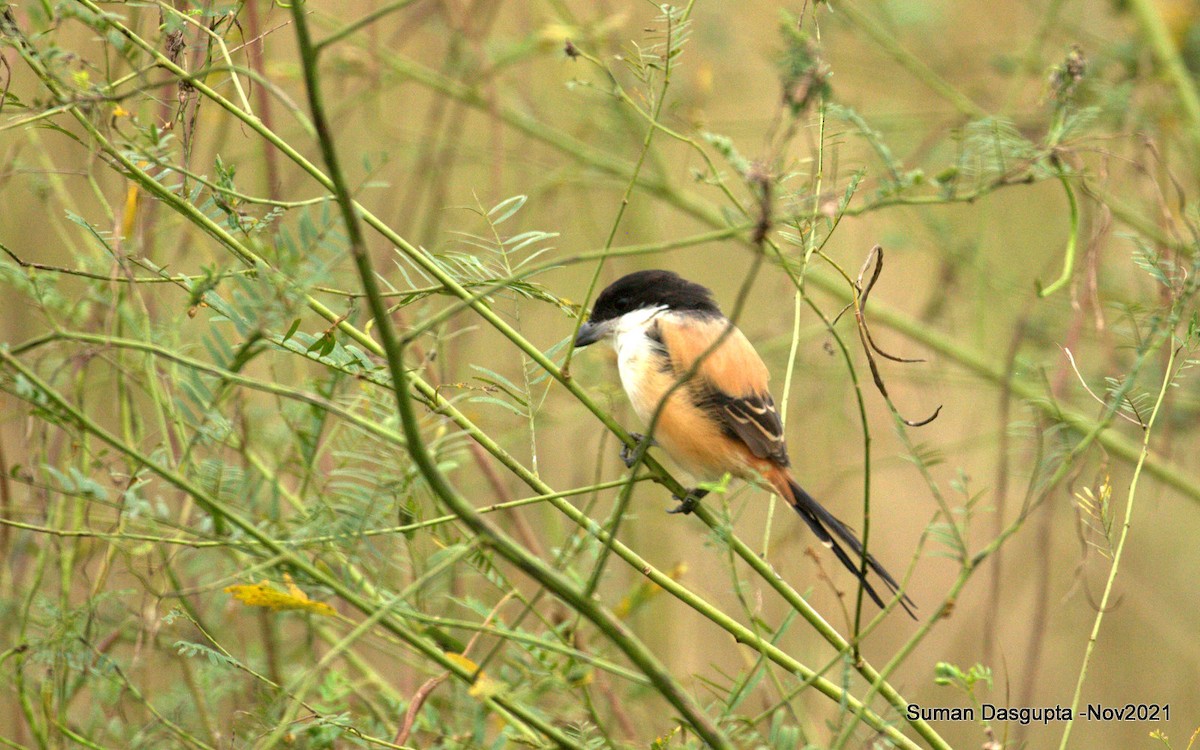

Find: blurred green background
[2,0,1199,748]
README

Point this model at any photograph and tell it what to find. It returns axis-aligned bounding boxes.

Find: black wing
[696,386,790,467]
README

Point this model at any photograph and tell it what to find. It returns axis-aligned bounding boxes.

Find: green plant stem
[315,0,421,52]
[1,222,747,300]
[1037,171,1080,297]
[339,21,1200,500]
[55,0,1200,510]
[395,609,653,685]
[7,219,926,747]
[832,555,971,750]
[288,2,732,745]
[0,478,647,550]
[0,14,1147,750]
[0,348,582,749]
[1058,342,1180,750]
[564,15,680,375]
[261,593,407,750]
[1126,0,1200,153]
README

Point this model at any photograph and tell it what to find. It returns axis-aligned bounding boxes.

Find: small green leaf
[934,661,963,686]
[487,195,527,224]
[281,318,302,343]
[306,333,332,355]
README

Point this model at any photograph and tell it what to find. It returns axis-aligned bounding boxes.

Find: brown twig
[852,245,941,427]
[393,672,448,745]
[393,592,515,746]
[242,1,280,200]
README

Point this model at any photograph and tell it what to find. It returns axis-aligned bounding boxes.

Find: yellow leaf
[444,652,479,672]
[651,726,681,749]
[469,670,505,698]
[224,574,336,616]
[120,184,139,239]
[444,653,505,699]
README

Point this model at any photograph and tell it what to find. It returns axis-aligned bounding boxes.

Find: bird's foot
[668,488,709,515]
[620,433,656,469]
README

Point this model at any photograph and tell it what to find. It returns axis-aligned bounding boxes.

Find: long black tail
[785,477,916,618]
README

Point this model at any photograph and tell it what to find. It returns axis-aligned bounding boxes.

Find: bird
[574,269,914,616]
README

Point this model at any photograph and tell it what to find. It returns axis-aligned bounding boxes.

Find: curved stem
[1037,171,1080,297]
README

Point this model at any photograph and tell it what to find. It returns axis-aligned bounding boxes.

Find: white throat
[608,306,668,422]
[609,306,665,356]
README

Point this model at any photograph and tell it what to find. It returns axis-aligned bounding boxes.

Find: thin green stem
[564,4,690,375]
[1037,171,1080,297]
[1058,342,1181,749]
[0,347,582,749]
[57,0,1200,509]
[288,2,732,745]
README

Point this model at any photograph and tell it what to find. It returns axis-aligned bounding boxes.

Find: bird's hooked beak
[574,319,613,348]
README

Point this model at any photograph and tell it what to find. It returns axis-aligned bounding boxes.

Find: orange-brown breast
[623,314,780,481]
[655,314,771,397]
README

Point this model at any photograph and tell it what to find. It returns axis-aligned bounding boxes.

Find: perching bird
[574,269,914,616]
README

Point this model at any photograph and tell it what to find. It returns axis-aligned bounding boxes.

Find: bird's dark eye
[616,296,632,312]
